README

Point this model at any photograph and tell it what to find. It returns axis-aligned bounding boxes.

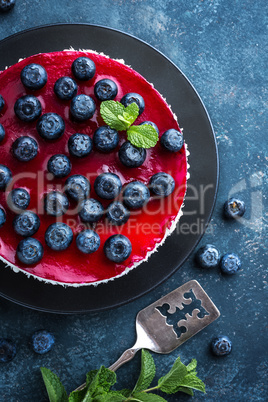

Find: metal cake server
[75,280,220,392]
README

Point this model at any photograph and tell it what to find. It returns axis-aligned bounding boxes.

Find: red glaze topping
[0,51,187,284]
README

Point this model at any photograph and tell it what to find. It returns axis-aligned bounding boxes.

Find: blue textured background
[0,1,267,401]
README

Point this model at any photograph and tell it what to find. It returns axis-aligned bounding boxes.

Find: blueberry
[0,123,5,142]
[68,133,92,158]
[195,244,220,269]
[94,79,118,101]
[20,64,47,90]
[0,207,6,228]
[72,57,96,81]
[76,230,100,254]
[70,94,96,121]
[123,181,150,209]
[7,188,30,211]
[65,174,90,201]
[13,211,40,237]
[47,154,72,178]
[224,198,246,219]
[0,164,12,190]
[94,173,122,200]
[0,0,15,13]
[54,76,78,100]
[93,126,119,153]
[211,335,232,356]
[120,93,145,115]
[45,223,73,251]
[78,198,104,223]
[0,95,4,112]
[220,253,241,275]
[32,330,55,354]
[0,338,16,363]
[161,129,184,152]
[119,141,146,168]
[36,113,65,140]
[14,95,42,122]
[12,136,38,162]
[106,201,130,226]
[139,121,159,134]
[16,237,43,265]
[104,234,132,263]
[149,172,175,197]
[44,191,69,217]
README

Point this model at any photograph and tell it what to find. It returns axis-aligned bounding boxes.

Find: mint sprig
[40,367,68,402]
[100,100,159,149]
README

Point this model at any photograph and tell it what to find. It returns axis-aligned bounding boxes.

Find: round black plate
[0,24,218,313]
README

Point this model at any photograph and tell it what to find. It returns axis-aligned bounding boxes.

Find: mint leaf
[127,125,158,148]
[177,386,194,396]
[86,370,99,386]
[132,392,167,401]
[124,102,139,125]
[85,366,116,399]
[100,101,129,131]
[186,359,197,373]
[157,357,188,394]
[133,349,156,393]
[99,391,128,401]
[177,374,206,393]
[40,367,68,402]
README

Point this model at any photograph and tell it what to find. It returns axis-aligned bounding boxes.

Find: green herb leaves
[100,101,158,149]
[40,367,68,402]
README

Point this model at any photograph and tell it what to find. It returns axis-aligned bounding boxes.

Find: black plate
[0,24,219,313]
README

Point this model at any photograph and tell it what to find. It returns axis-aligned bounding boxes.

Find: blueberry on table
[36,113,65,140]
[104,234,132,263]
[119,141,146,168]
[224,198,246,219]
[47,154,72,178]
[220,253,241,275]
[16,237,43,265]
[54,76,78,100]
[14,95,42,122]
[123,181,150,210]
[68,133,92,158]
[107,201,130,226]
[93,126,119,153]
[149,172,175,197]
[139,121,159,134]
[195,244,220,269]
[70,94,96,121]
[94,173,122,200]
[0,207,6,228]
[32,330,55,355]
[12,136,38,162]
[8,188,30,211]
[0,338,16,363]
[72,57,96,81]
[94,79,118,101]
[65,174,90,201]
[44,191,69,217]
[161,129,184,152]
[120,92,145,115]
[211,335,232,356]
[78,198,104,223]
[0,123,5,142]
[13,211,40,237]
[76,230,100,254]
[0,95,4,112]
[45,223,73,251]
[0,164,12,190]
[20,63,47,90]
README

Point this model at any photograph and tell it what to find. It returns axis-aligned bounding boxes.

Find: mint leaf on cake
[127,124,158,148]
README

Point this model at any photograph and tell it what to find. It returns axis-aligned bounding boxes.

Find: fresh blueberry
[13,211,40,237]
[32,330,55,355]
[149,172,175,197]
[123,181,150,209]
[220,253,241,275]
[224,198,246,219]
[72,57,96,81]
[93,126,119,153]
[195,244,220,269]
[70,94,96,121]
[0,207,6,228]
[0,0,15,13]
[94,79,118,101]
[20,64,47,90]
[12,136,38,162]
[211,335,232,356]
[76,230,100,254]
[47,154,72,178]
[44,191,69,217]
[94,173,122,200]
[104,234,132,263]
[119,141,146,168]
[161,129,184,152]
[120,93,145,115]
[65,174,90,202]
[0,164,12,190]
[106,201,130,226]
[45,223,73,251]
[14,95,42,122]
[16,237,43,265]
[8,188,30,211]
[78,198,104,223]
[0,95,4,112]
[0,338,16,363]
[139,121,159,134]
[68,133,93,158]
[54,76,78,100]
[0,123,5,142]
[36,113,65,140]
